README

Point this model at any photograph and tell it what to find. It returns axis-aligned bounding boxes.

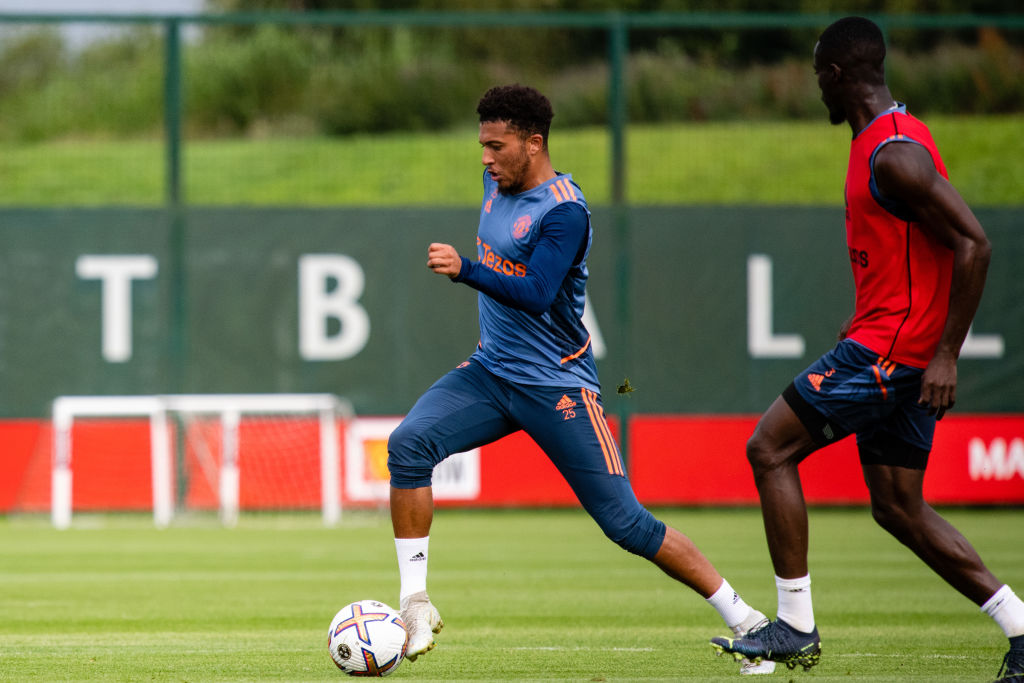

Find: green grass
[1,115,1021,207]
[1,507,1021,682]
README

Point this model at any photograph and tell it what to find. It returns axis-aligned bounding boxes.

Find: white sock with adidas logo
[396,536,430,603]
[706,578,754,631]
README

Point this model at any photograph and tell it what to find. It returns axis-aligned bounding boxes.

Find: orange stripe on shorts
[582,388,623,476]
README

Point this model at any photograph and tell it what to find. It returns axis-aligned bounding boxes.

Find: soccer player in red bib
[711,17,1024,680]
[389,84,773,674]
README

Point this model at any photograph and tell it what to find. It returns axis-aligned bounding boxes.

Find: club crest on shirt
[512,215,532,239]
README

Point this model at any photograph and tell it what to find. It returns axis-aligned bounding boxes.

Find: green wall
[0,206,1018,417]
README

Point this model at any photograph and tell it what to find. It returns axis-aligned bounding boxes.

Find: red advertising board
[628,415,1024,505]
[1,415,1021,514]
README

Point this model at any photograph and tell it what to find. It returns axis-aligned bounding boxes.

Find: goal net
[51,394,352,529]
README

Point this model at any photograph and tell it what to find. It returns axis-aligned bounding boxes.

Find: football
[328,600,409,677]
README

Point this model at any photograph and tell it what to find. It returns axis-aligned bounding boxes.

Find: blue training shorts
[387,358,667,559]
[784,338,936,469]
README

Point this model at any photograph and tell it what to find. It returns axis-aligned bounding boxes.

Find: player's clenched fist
[427,243,463,278]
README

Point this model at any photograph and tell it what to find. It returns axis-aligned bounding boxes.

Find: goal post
[51,393,352,529]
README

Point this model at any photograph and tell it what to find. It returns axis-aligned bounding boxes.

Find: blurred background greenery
[1,1,1021,141]
[0,1,1020,205]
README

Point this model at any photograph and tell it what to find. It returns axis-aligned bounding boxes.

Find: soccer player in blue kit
[387,83,775,675]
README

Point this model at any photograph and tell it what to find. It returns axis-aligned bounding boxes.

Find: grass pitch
[1,507,1021,682]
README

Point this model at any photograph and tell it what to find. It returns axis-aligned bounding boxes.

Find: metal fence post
[164,18,187,402]
[164,18,182,207]
[608,13,632,464]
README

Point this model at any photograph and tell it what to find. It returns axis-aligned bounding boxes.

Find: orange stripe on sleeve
[550,183,565,203]
[558,178,577,201]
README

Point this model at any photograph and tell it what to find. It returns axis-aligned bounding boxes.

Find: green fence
[1,205,1020,418]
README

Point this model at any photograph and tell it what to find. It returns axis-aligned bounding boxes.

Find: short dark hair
[818,16,886,86]
[477,84,554,146]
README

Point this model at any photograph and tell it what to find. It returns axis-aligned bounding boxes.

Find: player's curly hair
[818,16,886,86]
[477,84,554,147]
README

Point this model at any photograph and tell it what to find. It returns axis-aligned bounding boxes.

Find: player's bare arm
[837,312,855,341]
[427,242,463,278]
[873,142,992,418]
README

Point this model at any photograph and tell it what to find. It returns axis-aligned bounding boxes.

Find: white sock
[705,578,753,630]
[776,574,815,633]
[395,536,429,603]
[982,585,1024,638]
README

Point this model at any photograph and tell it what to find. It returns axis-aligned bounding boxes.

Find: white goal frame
[51,393,351,529]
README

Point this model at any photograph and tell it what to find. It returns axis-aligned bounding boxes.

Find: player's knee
[746,431,777,474]
[870,501,897,532]
[387,422,437,489]
[869,497,914,537]
[600,508,666,560]
[746,426,804,477]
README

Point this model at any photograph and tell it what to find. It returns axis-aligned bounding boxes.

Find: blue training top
[452,170,600,391]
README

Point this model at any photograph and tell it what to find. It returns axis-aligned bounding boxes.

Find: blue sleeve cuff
[452,256,470,282]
